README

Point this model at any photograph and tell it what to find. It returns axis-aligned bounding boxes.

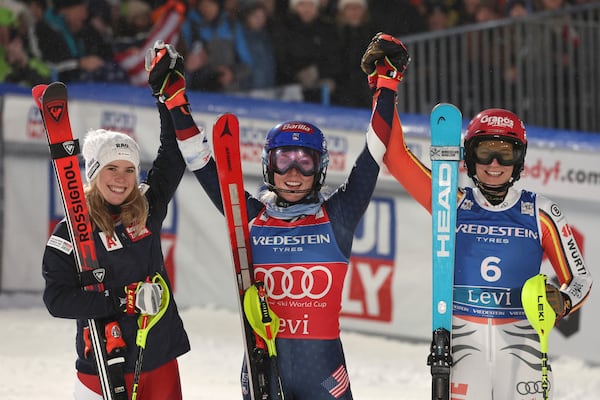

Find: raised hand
[361,32,411,91]
[145,40,187,109]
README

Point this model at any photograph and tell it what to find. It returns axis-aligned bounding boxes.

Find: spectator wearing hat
[271,0,342,103]
[456,0,483,25]
[113,0,186,86]
[425,1,452,31]
[332,0,372,108]
[0,0,51,85]
[180,0,253,92]
[504,0,531,16]
[114,0,153,52]
[369,0,427,37]
[317,0,338,21]
[182,39,230,92]
[239,0,276,91]
[36,0,128,83]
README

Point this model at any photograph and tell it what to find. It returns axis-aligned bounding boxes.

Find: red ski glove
[361,32,411,91]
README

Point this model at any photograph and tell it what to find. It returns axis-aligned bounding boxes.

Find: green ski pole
[131,273,171,400]
[522,274,556,400]
[244,281,285,400]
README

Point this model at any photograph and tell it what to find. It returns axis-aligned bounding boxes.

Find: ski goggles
[473,140,523,166]
[270,147,319,176]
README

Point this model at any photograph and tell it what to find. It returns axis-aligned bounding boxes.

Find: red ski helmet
[464,108,527,182]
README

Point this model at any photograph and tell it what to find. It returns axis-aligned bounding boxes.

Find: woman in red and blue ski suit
[173,33,410,400]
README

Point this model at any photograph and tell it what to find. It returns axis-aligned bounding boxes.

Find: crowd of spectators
[0,0,593,108]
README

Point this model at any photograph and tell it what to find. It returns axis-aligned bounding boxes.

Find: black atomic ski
[212,113,284,400]
[32,82,127,400]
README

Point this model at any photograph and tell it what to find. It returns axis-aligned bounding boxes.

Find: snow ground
[1,293,599,400]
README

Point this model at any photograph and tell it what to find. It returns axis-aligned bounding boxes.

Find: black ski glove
[545,283,571,320]
[145,40,187,109]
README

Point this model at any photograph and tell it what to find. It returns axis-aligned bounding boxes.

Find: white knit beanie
[82,129,140,182]
[337,0,367,10]
[289,0,319,9]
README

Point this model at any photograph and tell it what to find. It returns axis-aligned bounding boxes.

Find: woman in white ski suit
[384,107,593,399]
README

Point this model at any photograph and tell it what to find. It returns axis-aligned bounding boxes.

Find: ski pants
[450,316,554,400]
[74,358,182,400]
[241,337,353,400]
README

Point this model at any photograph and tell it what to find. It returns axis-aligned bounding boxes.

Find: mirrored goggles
[270,147,319,176]
[473,140,522,166]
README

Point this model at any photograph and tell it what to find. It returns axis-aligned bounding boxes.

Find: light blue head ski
[430,103,462,331]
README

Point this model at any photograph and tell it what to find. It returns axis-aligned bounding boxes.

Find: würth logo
[46,100,65,122]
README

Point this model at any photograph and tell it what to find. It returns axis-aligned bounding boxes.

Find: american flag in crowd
[114,0,185,86]
[321,364,350,398]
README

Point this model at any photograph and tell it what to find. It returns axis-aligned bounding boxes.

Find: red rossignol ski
[212,113,277,400]
[32,82,127,400]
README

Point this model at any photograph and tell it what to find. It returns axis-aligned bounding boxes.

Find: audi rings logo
[255,266,332,300]
[516,380,549,395]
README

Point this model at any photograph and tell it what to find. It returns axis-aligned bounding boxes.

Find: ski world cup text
[435,163,452,257]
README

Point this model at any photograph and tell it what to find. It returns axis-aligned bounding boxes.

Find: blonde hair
[85,182,149,239]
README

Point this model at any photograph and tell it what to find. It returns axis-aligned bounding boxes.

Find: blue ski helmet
[261,121,329,192]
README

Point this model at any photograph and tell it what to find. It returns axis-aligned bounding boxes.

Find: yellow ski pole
[244,281,285,400]
[131,273,171,400]
[522,274,556,400]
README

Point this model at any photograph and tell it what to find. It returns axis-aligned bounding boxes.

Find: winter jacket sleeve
[42,221,118,319]
[142,102,187,225]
